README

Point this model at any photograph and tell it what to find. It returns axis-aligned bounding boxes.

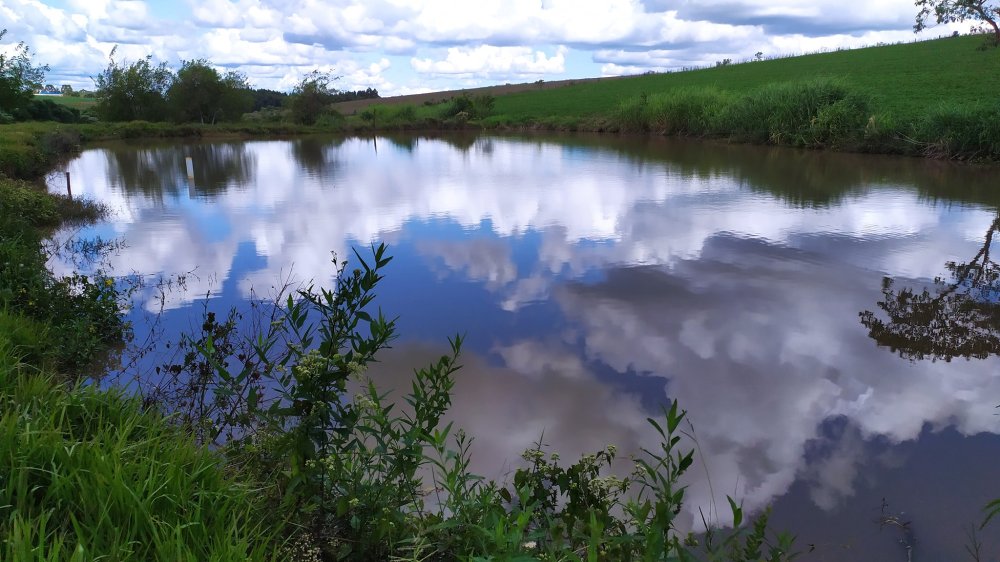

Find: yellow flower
[104,279,113,287]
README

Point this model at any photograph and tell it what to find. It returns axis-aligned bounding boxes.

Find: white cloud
[0,0,972,93]
[411,45,566,77]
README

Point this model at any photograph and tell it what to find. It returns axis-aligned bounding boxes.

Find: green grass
[0,141,286,560]
[491,34,1000,123]
[0,354,283,561]
[35,95,97,110]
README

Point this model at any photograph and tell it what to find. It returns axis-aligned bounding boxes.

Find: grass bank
[0,170,286,559]
[335,34,1000,162]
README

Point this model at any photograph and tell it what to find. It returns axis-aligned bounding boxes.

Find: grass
[39,95,98,110]
[0,351,282,561]
[489,34,1000,123]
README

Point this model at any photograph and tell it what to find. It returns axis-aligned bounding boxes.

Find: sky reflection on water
[49,135,1000,560]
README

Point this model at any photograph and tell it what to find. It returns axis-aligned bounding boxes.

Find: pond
[48,134,1000,560]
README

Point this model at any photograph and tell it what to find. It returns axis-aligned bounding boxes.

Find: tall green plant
[93,47,173,122]
[164,245,796,561]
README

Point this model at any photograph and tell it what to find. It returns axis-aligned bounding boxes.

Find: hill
[336,34,1000,124]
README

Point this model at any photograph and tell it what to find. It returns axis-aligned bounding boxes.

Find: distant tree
[860,215,1000,361]
[0,28,48,116]
[94,47,174,122]
[167,59,252,123]
[328,87,379,103]
[60,84,73,96]
[251,88,288,111]
[288,70,338,125]
[914,0,1000,46]
[754,51,765,61]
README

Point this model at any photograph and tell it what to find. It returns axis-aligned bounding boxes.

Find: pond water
[48,134,1000,560]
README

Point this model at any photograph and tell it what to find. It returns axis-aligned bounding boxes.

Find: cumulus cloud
[0,0,969,93]
[411,45,566,77]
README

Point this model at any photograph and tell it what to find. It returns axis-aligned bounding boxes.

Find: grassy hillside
[490,34,1000,123]
[36,95,98,110]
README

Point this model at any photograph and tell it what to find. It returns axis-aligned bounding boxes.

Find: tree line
[1,30,378,126]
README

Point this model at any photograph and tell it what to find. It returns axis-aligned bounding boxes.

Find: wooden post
[65,171,72,199]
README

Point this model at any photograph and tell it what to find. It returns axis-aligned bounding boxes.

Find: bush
[441,94,496,120]
[24,99,81,123]
[0,178,126,373]
[915,102,1000,160]
[614,93,651,132]
[359,104,420,128]
[151,245,798,561]
[718,78,873,147]
[646,89,731,135]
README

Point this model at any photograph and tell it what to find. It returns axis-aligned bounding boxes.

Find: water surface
[49,134,1000,561]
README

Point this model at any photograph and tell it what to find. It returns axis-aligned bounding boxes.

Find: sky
[1,0,964,96]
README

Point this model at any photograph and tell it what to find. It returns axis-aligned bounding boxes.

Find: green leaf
[727,496,743,527]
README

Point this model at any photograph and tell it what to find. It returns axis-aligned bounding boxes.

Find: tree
[167,59,252,123]
[60,84,73,96]
[0,28,48,116]
[251,88,288,111]
[288,70,338,125]
[860,215,1000,361]
[93,47,174,122]
[914,0,1000,46]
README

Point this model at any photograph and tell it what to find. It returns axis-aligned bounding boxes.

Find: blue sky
[1,0,963,95]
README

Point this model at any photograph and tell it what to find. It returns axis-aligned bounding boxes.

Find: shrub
[915,102,1000,160]
[441,94,496,120]
[359,104,420,128]
[153,245,798,561]
[645,89,731,135]
[0,178,126,373]
[614,93,650,132]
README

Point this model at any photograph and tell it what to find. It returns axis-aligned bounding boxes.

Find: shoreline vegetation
[2,31,999,561]
[0,165,798,559]
[3,34,1000,170]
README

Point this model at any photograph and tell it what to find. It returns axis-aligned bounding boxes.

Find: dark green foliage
[441,94,496,120]
[613,80,877,150]
[0,179,125,373]
[21,98,81,123]
[717,79,874,148]
[329,87,379,103]
[289,71,338,125]
[93,48,173,122]
[0,29,48,117]
[252,88,289,111]
[915,101,1000,160]
[914,0,1000,46]
[168,60,253,124]
[359,104,419,128]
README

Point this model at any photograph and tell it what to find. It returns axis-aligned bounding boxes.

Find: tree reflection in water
[860,216,1000,361]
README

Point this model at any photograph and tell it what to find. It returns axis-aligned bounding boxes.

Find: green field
[490,34,1000,123]
[34,95,97,110]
